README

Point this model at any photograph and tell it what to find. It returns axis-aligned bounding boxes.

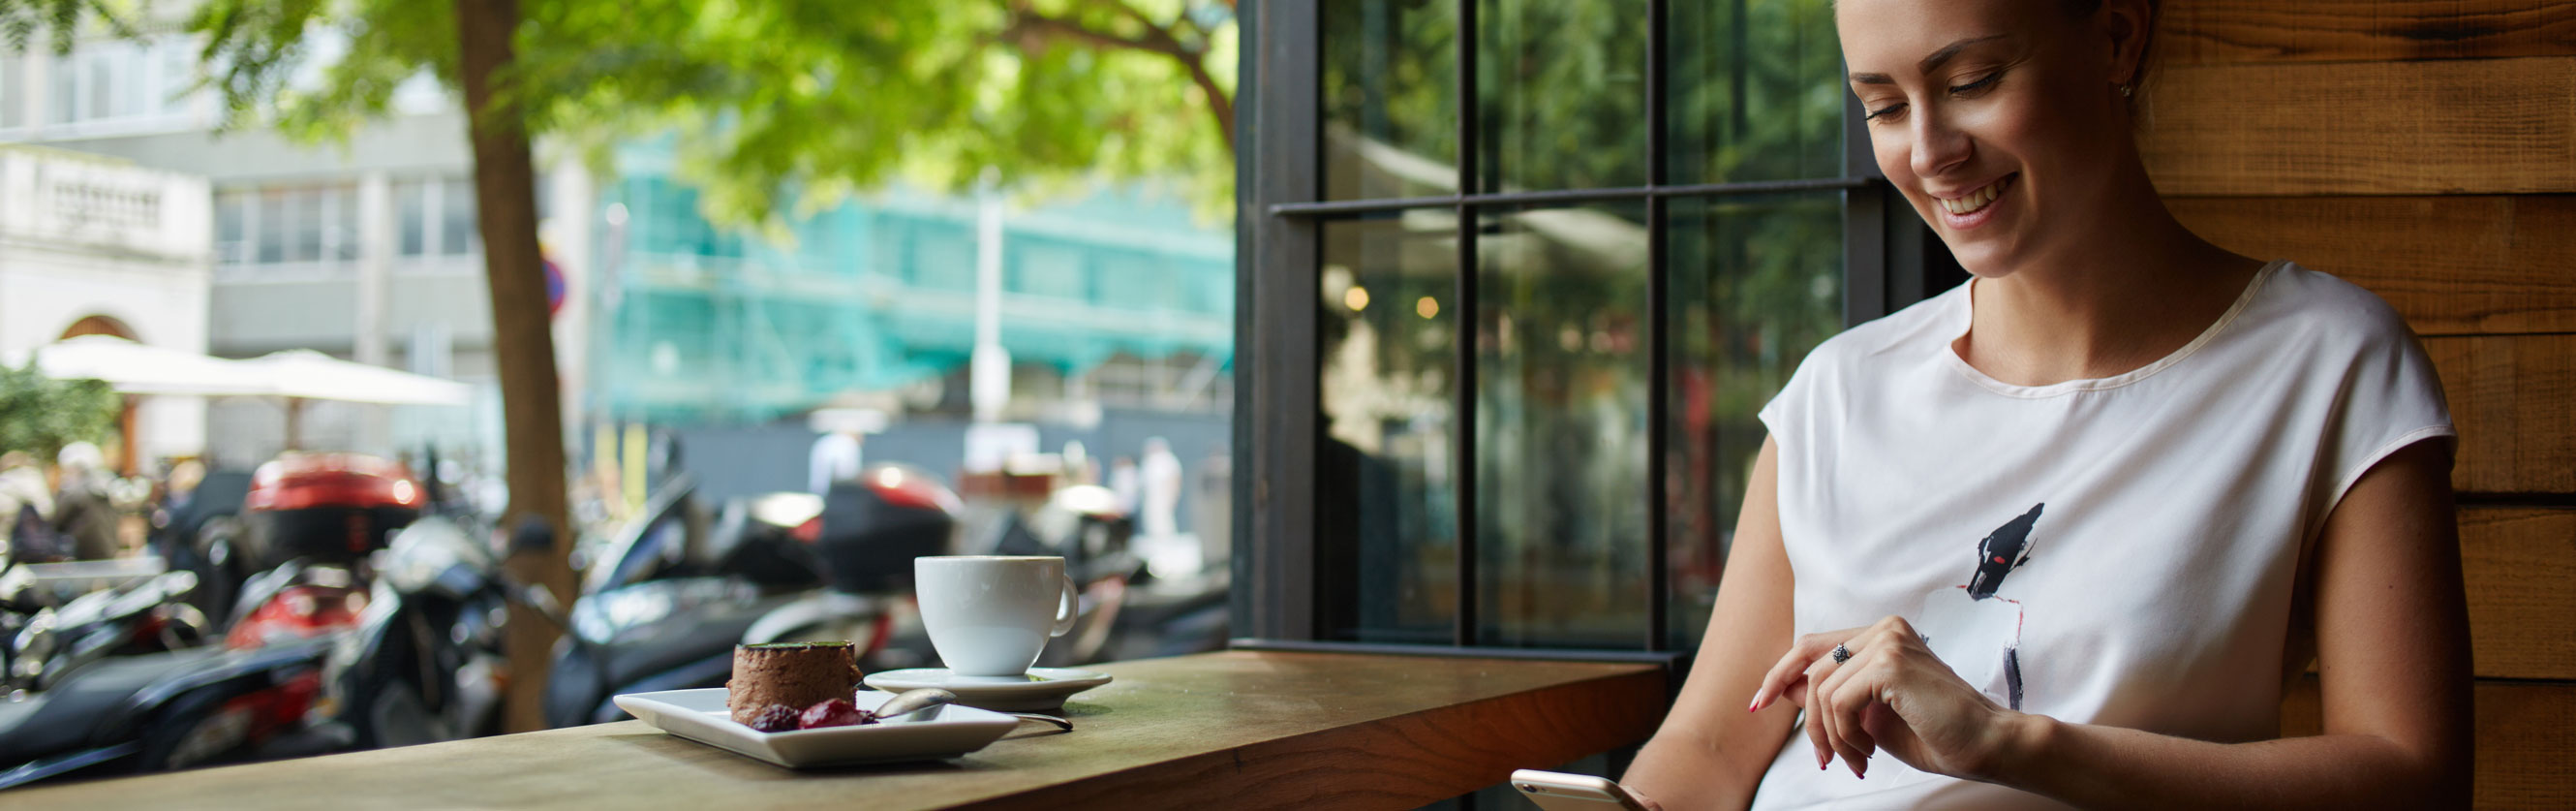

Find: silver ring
[1830,643,1853,664]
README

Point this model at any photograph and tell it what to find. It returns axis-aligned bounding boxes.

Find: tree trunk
[455,0,574,733]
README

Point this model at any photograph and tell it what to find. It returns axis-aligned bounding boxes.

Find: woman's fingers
[1801,662,1834,770]
[1817,654,1882,778]
[1751,630,1854,712]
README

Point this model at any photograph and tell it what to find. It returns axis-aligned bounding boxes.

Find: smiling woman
[1617,1,2473,809]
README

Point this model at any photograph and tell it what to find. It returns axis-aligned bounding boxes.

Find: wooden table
[13,650,1668,810]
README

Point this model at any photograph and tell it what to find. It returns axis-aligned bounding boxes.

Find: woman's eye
[1864,103,1907,121]
[1949,73,2001,96]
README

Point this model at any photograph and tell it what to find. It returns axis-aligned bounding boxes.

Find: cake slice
[726,641,860,726]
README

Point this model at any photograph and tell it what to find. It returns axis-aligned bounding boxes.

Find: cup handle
[1049,575,1080,637]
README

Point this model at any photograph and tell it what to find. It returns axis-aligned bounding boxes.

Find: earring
[2120,82,2135,99]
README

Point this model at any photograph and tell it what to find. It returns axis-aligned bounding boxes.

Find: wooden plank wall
[2146,3,2576,806]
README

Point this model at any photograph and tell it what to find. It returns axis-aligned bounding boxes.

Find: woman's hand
[1746,615,2036,781]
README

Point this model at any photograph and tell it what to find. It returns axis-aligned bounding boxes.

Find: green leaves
[181,0,1237,231]
[0,361,119,463]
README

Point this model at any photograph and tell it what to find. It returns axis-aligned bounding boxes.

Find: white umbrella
[234,350,473,406]
[232,350,474,451]
[19,335,271,397]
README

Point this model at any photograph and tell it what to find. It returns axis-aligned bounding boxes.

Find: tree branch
[1006,2,1234,151]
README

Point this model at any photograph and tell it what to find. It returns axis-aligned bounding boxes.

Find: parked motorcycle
[3,567,209,694]
[541,465,951,727]
[0,595,351,788]
[0,454,426,788]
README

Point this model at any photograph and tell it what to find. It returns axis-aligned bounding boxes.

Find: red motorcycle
[0,453,423,787]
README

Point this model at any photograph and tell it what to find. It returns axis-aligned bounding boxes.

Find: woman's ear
[2100,0,2156,87]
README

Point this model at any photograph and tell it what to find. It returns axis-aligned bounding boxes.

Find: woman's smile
[1933,172,2016,230]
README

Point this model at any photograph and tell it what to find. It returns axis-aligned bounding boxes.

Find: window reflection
[1476,203,1649,647]
[1322,0,1457,201]
[1669,0,1844,184]
[1319,213,1459,643]
[1477,0,1647,193]
[1665,192,1842,647]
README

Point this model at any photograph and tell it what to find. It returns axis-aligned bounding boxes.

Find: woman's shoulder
[1800,282,1970,372]
[2240,261,2422,352]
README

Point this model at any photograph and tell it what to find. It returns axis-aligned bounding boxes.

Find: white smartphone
[1510,769,1652,811]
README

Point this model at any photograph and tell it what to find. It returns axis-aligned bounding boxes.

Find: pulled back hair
[1843,0,2162,120]
[2066,0,2162,119]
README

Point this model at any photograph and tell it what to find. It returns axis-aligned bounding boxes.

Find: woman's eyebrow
[1917,34,2009,74]
[1847,33,2012,85]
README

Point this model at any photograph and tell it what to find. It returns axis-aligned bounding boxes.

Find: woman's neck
[1954,179,2264,387]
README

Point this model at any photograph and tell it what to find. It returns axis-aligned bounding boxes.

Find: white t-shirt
[1746,261,2454,809]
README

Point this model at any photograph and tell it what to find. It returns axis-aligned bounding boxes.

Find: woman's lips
[1936,173,2015,231]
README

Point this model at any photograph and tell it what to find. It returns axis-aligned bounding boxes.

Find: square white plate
[614,688,1021,768]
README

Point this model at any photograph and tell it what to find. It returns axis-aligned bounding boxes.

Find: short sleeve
[1758,344,1826,452]
[2308,311,2457,539]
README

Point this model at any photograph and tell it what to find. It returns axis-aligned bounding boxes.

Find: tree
[0,362,120,463]
[510,0,1238,228]
[11,0,1236,732]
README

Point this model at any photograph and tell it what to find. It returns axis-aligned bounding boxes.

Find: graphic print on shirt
[1917,503,2042,710]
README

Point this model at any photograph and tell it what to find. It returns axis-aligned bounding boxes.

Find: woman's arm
[1756,440,2472,809]
[1620,438,1800,810]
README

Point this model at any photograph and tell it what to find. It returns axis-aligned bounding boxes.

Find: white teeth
[1940,175,2011,215]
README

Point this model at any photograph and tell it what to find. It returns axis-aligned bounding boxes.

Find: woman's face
[1836,0,2135,277]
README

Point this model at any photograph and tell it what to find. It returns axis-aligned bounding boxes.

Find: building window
[1241,1,1956,652]
[223,182,367,271]
[41,36,198,129]
[441,177,479,257]
[0,56,23,130]
[215,190,249,265]
[397,178,429,256]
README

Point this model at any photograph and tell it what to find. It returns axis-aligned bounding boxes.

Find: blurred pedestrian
[0,451,54,555]
[809,427,863,494]
[1140,437,1182,538]
[1108,456,1140,518]
[53,442,119,559]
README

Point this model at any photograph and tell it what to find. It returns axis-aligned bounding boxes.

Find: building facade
[0,145,212,466]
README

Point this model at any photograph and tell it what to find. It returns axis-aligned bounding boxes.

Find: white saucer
[862,667,1113,711]
[612,688,1019,768]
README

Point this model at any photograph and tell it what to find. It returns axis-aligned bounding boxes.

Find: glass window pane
[443,177,477,256]
[1,57,22,129]
[1321,0,1457,201]
[1318,213,1459,643]
[1669,0,1845,184]
[1476,0,1647,193]
[161,38,193,115]
[1664,191,1843,649]
[214,191,245,265]
[256,189,287,264]
[1474,203,1648,647]
[87,54,111,121]
[291,188,323,262]
[329,184,360,261]
[397,179,427,256]
[51,60,76,124]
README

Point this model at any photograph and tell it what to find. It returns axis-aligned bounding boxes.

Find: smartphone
[1510,769,1652,811]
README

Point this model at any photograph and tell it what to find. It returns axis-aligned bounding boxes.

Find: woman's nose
[1909,107,1974,178]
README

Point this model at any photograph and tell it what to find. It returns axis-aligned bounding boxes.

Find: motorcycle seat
[0,646,226,764]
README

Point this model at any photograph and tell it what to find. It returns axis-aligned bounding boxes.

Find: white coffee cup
[913,555,1080,678]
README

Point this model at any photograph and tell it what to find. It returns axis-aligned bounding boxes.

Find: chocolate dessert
[726,641,860,726]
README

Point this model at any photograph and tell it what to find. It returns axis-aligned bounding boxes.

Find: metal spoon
[873,687,959,721]
[1006,712,1073,732]
[873,688,1073,732]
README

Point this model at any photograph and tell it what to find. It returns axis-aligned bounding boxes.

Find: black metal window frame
[1231,0,1955,661]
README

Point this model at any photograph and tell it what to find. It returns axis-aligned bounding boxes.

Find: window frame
[1233,0,1955,658]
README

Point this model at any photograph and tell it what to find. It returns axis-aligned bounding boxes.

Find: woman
[1619,0,2471,807]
